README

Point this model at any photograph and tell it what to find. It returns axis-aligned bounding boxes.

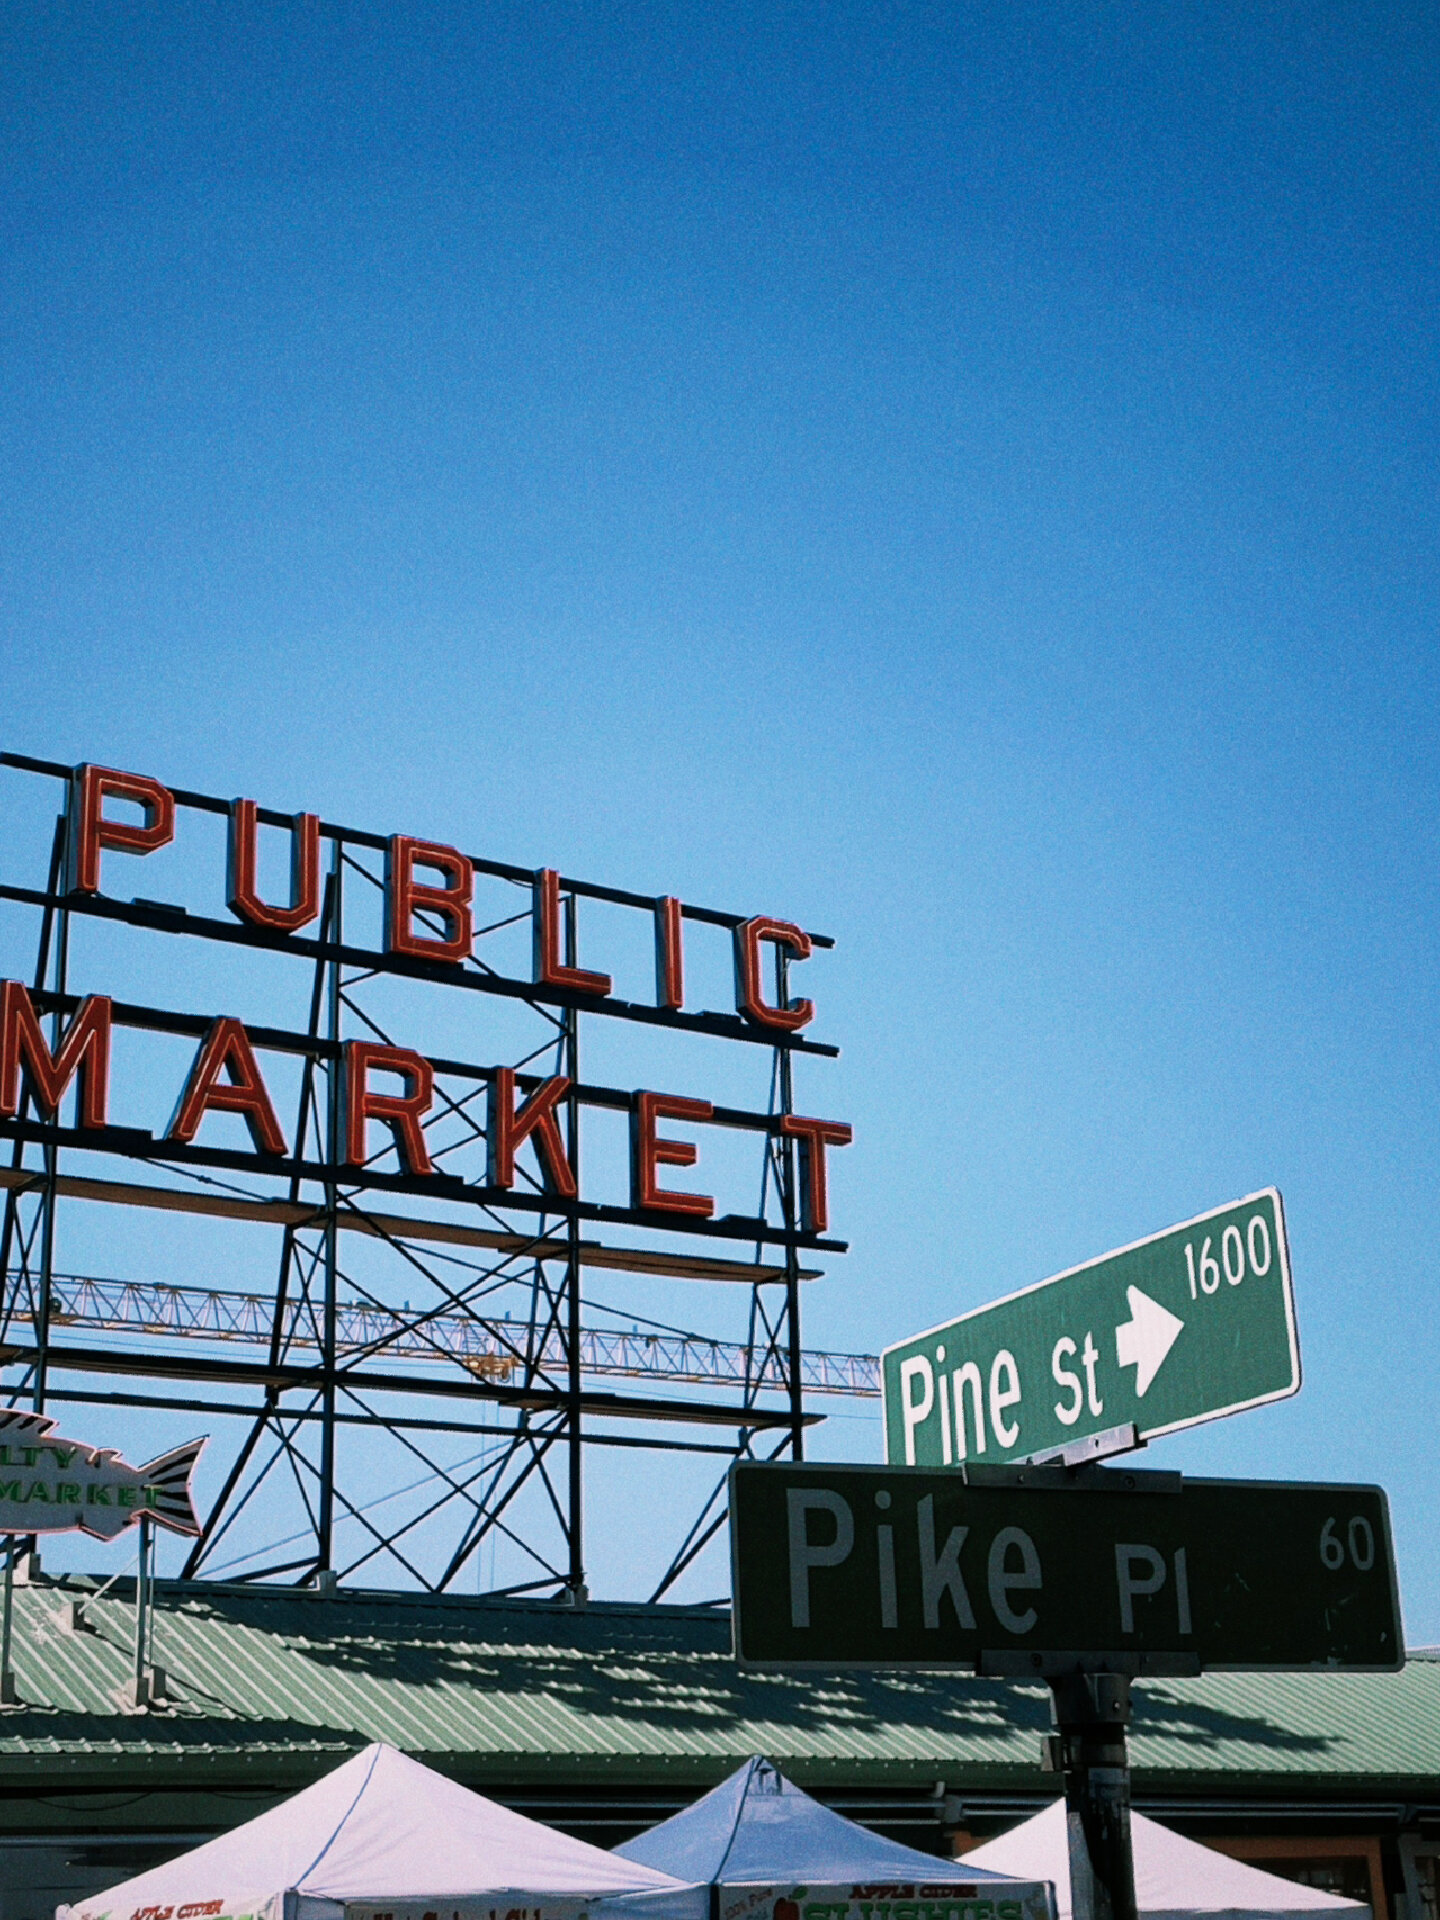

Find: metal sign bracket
[1025,1421,1144,1470]
[977,1648,1203,1679]
[963,1459,1184,1494]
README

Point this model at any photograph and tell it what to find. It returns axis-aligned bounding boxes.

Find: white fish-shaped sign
[0,1409,204,1539]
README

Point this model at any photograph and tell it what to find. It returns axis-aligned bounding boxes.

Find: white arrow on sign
[1114,1286,1185,1397]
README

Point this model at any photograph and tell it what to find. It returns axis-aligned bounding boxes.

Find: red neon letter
[227,800,320,933]
[168,1017,287,1156]
[487,1068,577,1197]
[343,1041,435,1176]
[654,896,684,1010]
[532,870,612,997]
[733,917,815,1031]
[0,983,111,1128]
[780,1114,853,1233]
[68,765,175,895]
[630,1091,714,1217]
[387,837,474,964]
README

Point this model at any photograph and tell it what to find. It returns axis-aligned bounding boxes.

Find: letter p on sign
[787,1488,854,1628]
[899,1356,933,1464]
[1115,1542,1167,1633]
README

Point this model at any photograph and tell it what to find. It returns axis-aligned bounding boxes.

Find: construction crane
[45,1274,882,1398]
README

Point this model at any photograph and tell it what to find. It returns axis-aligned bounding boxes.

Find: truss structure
[0,753,853,1601]
[42,1271,880,1396]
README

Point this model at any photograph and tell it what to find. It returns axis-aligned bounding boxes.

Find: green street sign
[729,1462,1402,1673]
[882,1189,1299,1468]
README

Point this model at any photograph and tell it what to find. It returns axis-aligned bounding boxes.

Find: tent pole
[1047,1670,1137,1920]
[0,1536,15,1705]
[132,1513,151,1707]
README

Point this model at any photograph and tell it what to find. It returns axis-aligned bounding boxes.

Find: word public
[1,764,852,1230]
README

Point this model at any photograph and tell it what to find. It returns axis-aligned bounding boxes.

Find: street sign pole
[0,1536,14,1708]
[730,1460,1402,1920]
[874,1189,1305,1914]
[1047,1670,1137,1920]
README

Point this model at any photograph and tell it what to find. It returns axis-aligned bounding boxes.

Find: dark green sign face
[730,1463,1402,1673]
[882,1190,1299,1468]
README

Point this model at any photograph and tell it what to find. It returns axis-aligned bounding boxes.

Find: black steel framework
[0,753,848,1600]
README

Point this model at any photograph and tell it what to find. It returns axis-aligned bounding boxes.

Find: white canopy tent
[963,1801,1368,1920]
[61,1742,706,1920]
[616,1756,1055,1920]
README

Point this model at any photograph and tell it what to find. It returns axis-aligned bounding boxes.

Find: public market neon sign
[0,761,852,1236]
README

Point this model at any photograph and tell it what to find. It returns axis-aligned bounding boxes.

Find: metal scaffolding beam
[44,1272,881,1396]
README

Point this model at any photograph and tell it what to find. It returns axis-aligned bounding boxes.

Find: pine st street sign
[728,1462,1402,1673]
[882,1190,1299,1468]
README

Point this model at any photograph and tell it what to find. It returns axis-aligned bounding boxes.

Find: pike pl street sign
[882,1190,1299,1468]
[729,1462,1402,1673]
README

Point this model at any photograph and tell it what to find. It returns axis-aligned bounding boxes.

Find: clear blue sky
[2,5,1438,1630]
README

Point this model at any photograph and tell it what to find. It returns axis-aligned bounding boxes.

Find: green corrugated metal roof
[4,1577,1439,1796]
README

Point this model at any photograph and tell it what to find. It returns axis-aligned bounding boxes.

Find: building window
[1207,1836,1386,1920]
[1413,1843,1440,1920]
